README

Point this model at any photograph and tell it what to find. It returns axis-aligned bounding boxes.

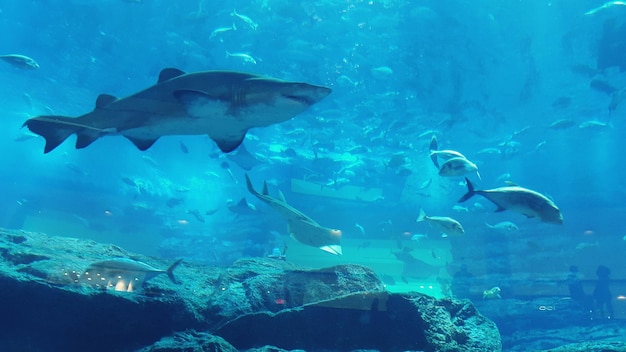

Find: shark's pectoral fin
[158,68,186,83]
[126,136,159,151]
[214,133,246,153]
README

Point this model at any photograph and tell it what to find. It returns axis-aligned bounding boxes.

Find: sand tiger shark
[22,68,331,153]
[245,174,342,255]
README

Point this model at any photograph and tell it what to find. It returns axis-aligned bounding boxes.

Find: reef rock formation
[0,228,501,351]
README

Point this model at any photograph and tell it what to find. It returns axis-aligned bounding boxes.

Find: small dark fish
[179,141,189,154]
[589,79,617,95]
[0,54,39,69]
[166,197,184,208]
[386,152,406,169]
[121,176,137,187]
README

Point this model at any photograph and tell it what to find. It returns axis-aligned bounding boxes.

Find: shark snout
[284,83,331,106]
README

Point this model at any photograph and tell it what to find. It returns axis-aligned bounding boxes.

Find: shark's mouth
[283,94,314,106]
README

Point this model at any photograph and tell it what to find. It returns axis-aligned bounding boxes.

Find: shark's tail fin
[417,208,427,222]
[23,115,79,153]
[429,135,439,168]
[166,258,183,284]
[244,173,258,195]
[458,177,476,203]
[23,115,104,153]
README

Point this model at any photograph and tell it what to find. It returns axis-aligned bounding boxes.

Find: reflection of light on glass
[127,281,134,292]
[617,295,626,300]
[115,280,127,292]
[177,219,188,225]
[583,230,594,235]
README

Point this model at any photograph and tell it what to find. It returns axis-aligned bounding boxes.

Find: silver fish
[0,54,39,69]
[459,178,563,224]
[417,208,464,237]
[438,157,481,179]
[82,258,182,291]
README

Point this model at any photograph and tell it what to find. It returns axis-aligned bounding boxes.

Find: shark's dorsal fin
[237,197,248,207]
[158,68,186,83]
[278,190,287,203]
[262,181,269,196]
[125,136,159,151]
[95,94,117,109]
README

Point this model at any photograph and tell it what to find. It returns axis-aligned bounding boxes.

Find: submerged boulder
[0,228,501,351]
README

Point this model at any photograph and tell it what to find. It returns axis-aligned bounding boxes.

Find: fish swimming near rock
[0,54,39,69]
[82,258,182,292]
[483,286,501,299]
[459,178,563,224]
[23,68,331,153]
[417,208,464,237]
[245,174,342,255]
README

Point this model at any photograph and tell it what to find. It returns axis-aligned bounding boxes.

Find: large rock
[0,228,501,351]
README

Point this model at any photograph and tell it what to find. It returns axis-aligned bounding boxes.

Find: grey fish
[438,157,480,179]
[428,135,466,169]
[459,178,563,224]
[0,54,39,69]
[485,221,519,233]
[85,258,183,286]
[245,174,342,255]
[22,68,331,153]
[417,208,464,237]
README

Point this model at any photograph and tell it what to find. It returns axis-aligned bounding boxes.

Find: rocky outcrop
[0,228,501,351]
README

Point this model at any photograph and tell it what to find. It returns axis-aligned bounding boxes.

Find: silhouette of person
[452,264,474,299]
[593,265,614,319]
[566,265,590,312]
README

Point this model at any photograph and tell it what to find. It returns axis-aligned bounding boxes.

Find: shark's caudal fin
[23,115,106,153]
[429,135,439,168]
[166,258,183,284]
[244,173,259,196]
[458,177,476,203]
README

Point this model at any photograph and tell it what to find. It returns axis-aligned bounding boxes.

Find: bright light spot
[617,295,626,300]
[115,280,127,292]
[583,230,594,235]
[177,219,189,225]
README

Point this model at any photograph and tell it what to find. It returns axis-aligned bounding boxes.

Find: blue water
[1,0,626,350]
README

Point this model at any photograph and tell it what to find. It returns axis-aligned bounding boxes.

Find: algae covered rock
[0,228,502,351]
